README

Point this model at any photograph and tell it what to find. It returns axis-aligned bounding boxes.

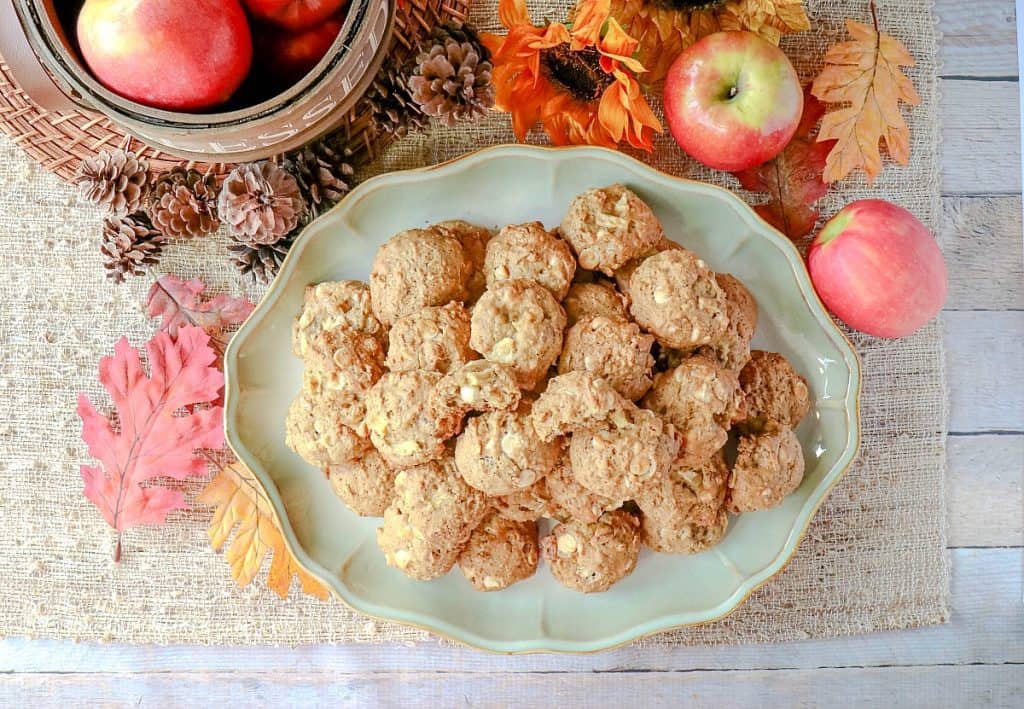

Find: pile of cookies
[285,184,811,594]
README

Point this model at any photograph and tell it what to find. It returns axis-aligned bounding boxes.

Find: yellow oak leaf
[199,462,330,601]
[811,16,921,185]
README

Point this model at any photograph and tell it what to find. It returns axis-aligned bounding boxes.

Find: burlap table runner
[0,0,948,646]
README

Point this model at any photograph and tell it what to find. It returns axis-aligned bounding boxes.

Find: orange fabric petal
[597,19,646,74]
[598,71,661,151]
[498,0,531,29]
[570,0,610,49]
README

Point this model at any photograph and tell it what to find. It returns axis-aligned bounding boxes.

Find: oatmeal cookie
[285,392,369,467]
[698,273,758,372]
[377,456,491,580]
[469,278,566,390]
[454,400,563,496]
[560,185,663,275]
[364,371,458,468]
[558,315,655,400]
[484,221,576,299]
[292,280,384,357]
[641,354,744,467]
[530,371,628,442]
[326,447,398,517]
[738,350,811,432]
[301,328,386,434]
[613,237,684,294]
[626,249,729,350]
[434,220,493,303]
[635,450,729,529]
[570,404,680,500]
[640,507,729,554]
[545,453,622,523]
[458,513,539,591]
[563,281,629,327]
[385,302,476,374]
[369,228,469,326]
[431,359,522,419]
[493,478,550,522]
[541,510,641,593]
[727,426,805,513]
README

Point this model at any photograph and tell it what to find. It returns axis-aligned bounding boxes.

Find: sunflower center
[540,44,614,102]
[649,0,724,10]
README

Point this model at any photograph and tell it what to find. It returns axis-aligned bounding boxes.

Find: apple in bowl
[77,0,252,112]
[808,200,947,338]
[663,31,803,172]
[243,0,349,31]
[253,15,344,86]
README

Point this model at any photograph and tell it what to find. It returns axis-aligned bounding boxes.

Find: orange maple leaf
[811,10,920,185]
[199,462,329,601]
[734,86,836,241]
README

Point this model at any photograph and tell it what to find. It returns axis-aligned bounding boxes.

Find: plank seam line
[3,663,1023,677]
[940,75,1020,83]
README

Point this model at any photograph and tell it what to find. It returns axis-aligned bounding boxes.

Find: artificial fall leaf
[199,462,329,601]
[146,275,255,354]
[78,326,225,561]
[811,17,920,185]
[733,86,836,241]
[719,0,810,45]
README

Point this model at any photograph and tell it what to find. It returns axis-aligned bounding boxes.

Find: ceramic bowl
[223,145,861,653]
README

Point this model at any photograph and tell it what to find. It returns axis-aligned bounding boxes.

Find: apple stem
[869,0,879,32]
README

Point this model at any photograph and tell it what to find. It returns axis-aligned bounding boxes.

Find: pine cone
[228,235,294,284]
[149,167,220,239]
[429,23,491,61]
[408,24,494,127]
[76,148,150,216]
[278,141,354,217]
[100,212,164,283]
[217,161,304,246]
[366,55,429,138]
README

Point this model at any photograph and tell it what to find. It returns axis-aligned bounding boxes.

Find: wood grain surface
[0,0,1020,706]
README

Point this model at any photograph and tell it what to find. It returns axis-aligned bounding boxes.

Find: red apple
[242,0,349,31]
[663,31,803,172]
[77,0,252,112]
[253,16,343,86]
[807,200,947,338]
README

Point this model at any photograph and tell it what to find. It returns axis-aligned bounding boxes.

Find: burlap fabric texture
[0,0,948,645]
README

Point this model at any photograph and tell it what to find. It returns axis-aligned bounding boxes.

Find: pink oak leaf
[78,325,225,561]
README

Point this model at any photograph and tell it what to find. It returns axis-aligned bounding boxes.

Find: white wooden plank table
[1,1,1021,705]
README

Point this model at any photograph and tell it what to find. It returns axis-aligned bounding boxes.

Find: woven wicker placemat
[0,0,949,647]
[0,0,470,182]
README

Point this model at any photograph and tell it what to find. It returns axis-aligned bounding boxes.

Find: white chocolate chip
[392,549,412,569]
[459,385,478,404]
[483,576,503,589]
[391,440,422,456]
[366,413,388,435]
[653,289,670,305]
[501,432,525,458]
[490,337,517,363]
[556,533,578,555]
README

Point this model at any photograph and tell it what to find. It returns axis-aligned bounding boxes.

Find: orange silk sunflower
[571,0,810,83]
[481,0,662,152]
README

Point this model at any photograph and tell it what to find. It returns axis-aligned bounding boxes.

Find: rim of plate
[223,144,863,654]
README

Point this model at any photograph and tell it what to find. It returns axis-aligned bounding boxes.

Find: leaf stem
[114,534,122,563]
[869,0,878,32]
